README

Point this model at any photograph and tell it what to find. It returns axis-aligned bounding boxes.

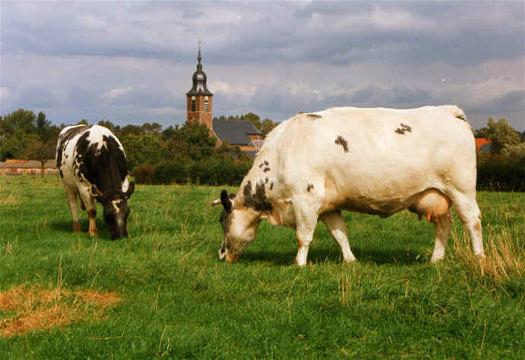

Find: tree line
[0,108,277,185]
[1,108,524,189]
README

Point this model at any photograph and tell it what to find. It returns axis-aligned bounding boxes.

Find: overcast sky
[1,0,524,130]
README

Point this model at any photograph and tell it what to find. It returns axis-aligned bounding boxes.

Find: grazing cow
[56,124,134,239]
[215,106,483,266]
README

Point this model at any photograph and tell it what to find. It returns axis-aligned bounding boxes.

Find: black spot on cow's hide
[395,123,412,135]
[259,161,269,169]
[307,114,322,120]
[270,182,274,190]
[243,180,273,212]
[334,136,349,153]
[307,183,314,192]
[263,167,271,172]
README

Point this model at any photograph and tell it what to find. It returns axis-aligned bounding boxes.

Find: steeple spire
[197,38,202,64]
[187,40,212,96]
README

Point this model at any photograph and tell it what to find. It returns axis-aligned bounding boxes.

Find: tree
[0,108,37,135]
[259,118,277,135]
[98,120,120,134]
[213,112,277,135]
[483,118,521,154]
[141,122,162,134]
[120,133,165,170]
[21,138,56,176]
[0,109,38,160]
[165,122,216,161]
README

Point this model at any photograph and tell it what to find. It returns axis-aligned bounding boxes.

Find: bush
[154,162,187,184]
[477,154,525,191]
[132,163,156,184]
[143,158,252,186]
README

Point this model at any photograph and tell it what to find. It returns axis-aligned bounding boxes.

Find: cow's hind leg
[321,211,356,263]
[449,190,484,257]
[65,186,80,232]
[430,213,452,263]
[79,188,97,237]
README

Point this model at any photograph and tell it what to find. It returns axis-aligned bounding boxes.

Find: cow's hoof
[430,256,444,264]
[295,259,308,267]
[73,222,81,233]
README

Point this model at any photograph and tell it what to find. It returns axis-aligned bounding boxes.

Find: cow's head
[92,181,135,240]
[215,190,260,263]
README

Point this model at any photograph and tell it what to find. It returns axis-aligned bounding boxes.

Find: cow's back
[56,125,128,190]
[253,106,476,214]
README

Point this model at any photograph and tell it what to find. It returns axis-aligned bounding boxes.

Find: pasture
[0,176,523,359]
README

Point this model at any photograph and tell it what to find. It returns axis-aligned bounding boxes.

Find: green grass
[0,176,524,359]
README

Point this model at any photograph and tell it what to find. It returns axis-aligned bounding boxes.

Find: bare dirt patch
[0,285,121,338]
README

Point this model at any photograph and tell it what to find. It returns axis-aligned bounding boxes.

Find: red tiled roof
[475,138,491,151]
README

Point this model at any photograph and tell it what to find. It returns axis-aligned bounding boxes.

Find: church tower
[186,45,213,129]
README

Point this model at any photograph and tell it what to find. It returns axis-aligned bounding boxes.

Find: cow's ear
[220,190,232,212]
[91,184,104,201]
[125,181,135,199]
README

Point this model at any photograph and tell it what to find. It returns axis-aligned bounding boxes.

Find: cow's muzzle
[218,245,238,263]
[218,243,227,261]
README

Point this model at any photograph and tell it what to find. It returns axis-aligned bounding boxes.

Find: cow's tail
[451,106,467,121]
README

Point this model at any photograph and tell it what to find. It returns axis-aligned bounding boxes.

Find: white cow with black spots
[56,124,134,239]
[215,106,483,266]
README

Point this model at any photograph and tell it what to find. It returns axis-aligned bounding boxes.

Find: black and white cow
[56,124,134,239]
[215,106,484,266]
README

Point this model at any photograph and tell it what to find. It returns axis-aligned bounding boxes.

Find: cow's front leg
[321,211,356,263]
[79,188,97,237]
[87,209,97,237]
[294,203,319,266]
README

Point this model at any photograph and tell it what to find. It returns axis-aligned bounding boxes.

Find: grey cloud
[1,1,523,130]
[102,87,180,109]
[349,86,433,107]
[3,1,523,67]
[472,90,525,115]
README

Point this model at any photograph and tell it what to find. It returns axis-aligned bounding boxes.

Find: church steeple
[186,43,213,128]
[186,43,212,97]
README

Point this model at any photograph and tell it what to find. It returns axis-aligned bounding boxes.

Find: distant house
[475,138,492,153]
[213,119,264,154]
[0,159,57,176]
[185,46,264,155]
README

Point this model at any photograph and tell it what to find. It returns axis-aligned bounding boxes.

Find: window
[204,96,209,112]
[191,96,196,112]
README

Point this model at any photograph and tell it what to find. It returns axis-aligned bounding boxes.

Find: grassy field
[0,176,524,359]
